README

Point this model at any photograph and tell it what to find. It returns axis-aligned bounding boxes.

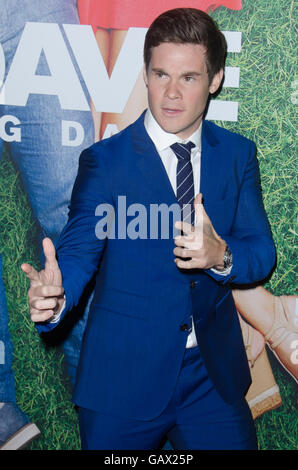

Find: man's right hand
[21,237,64,323]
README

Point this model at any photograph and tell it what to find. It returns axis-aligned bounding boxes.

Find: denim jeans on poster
[0,0,94,401]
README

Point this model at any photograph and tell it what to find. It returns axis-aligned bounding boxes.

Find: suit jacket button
[190,280,196,289]
[180,324,189,331]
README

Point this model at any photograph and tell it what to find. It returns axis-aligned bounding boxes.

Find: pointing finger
[43,237,58,270]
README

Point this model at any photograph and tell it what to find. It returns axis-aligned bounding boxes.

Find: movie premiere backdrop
[0,0,296,450]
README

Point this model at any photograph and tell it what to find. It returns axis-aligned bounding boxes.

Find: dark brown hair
[144,8,227,83]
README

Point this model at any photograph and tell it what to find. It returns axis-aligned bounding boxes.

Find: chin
[163,126,181,136]
[158,119,182,135]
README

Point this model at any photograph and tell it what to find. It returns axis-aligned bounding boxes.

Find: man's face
[144,42,223,139]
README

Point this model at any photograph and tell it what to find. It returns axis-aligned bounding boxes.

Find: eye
[184,76,194,82]
[155,71,167,79]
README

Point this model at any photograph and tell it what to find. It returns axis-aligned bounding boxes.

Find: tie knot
[170,141,195,161]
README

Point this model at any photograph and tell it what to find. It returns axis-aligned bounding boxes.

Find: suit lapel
[131,112,178,207]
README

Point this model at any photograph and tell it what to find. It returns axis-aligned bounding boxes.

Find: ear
[209,68,224,94]
[143,65,148,87]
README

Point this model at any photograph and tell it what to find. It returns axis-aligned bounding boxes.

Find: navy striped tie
[170,141,196,226]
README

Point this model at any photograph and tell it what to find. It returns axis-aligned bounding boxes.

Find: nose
[165,80,181,99]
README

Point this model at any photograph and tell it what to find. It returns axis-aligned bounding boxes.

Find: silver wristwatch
[223,245,233,270]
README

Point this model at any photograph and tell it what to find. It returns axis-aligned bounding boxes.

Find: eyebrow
[181,72,202,77]
[151,68,166,74]
[151,68,202,77]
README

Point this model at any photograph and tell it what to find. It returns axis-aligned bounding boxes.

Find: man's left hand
[174,193,226,270]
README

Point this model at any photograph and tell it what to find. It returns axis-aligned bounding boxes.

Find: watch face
[224,246,233,269]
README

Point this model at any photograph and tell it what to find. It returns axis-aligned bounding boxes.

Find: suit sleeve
[206,140,276,285]
[36,146,113,333]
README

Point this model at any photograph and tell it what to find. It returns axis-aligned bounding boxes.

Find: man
[22,8,276,449]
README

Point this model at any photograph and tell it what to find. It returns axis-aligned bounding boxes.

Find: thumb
[194,193,209,217]
[43,237,58,270]
[194,193,203,206]
[194,193,205,225]
[21,263,41,284]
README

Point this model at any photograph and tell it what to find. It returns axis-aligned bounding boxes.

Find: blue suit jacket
[38,112,276,420]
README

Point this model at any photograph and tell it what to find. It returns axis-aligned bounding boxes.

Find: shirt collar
[144,108,202,152]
